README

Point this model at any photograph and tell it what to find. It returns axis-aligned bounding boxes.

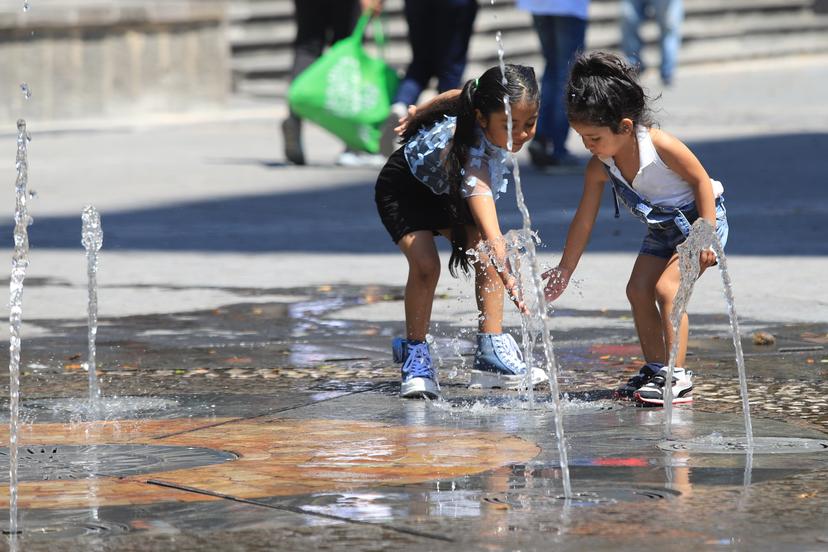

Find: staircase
[228,0,828,98]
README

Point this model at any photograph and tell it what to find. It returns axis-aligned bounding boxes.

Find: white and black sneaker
[634,367,693,406]
[613,362,662,400]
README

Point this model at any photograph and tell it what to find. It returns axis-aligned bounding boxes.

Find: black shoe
[614,362,662,400]
[282,117,305,165]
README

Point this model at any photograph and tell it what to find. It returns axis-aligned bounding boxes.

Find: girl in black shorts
[375,64,549,399]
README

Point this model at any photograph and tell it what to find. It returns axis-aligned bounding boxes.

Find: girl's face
[571,120,635,158]
[477,101,538,153]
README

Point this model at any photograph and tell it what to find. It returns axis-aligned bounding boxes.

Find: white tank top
[599,127,724,208]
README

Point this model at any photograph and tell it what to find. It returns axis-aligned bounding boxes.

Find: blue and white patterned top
[403,115,513,201]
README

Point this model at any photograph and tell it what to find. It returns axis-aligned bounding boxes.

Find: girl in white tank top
[543,51,729,407]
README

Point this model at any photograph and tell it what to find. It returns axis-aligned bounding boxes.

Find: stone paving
[0,285,826,550]
[0,56,827,550]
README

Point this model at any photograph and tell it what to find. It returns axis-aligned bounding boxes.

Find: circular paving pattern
[0,418,540,510]
[657,436,828,454]
[0,444,237,482]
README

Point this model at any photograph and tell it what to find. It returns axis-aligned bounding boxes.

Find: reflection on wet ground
[0,284,826,550]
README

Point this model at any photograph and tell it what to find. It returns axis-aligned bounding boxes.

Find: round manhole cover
[0,444,237,481]
[1,510,132,539]
[657,437,828,454]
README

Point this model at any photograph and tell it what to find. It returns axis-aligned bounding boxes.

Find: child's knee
[626,279,653,304]
[655,281,677,307]
[410,256,441,284]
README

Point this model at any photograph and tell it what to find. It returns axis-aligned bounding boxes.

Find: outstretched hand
[504,277,530,315]
[541,266,572,303]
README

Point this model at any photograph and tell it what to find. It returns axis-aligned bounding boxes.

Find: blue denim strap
[604,166,693,235]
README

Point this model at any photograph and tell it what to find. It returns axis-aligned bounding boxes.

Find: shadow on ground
[3,133,826,255]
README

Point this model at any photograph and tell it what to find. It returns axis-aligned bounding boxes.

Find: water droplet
[20,83,31,100]
[22,1,30,12]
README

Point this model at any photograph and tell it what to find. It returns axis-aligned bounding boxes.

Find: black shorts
[375,148,474,244]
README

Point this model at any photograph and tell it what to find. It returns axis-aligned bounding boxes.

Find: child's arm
[395,90,462,135]
[651,129,718,267]
[543,157,606,301]
[466,193,527,313]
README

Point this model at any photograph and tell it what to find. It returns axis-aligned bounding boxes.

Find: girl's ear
[620,117,635,134]
[475,109,487,129]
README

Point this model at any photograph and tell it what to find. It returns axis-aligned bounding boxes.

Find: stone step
[237,28,828,98]
[228,0,818,51]
[231,8,828,76]
[229,0,828,95]
[227,0,815,24]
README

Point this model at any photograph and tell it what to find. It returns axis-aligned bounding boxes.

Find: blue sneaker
[469,333,548,390]
[399,341,440,399]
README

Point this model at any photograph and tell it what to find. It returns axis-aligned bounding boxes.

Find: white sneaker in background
[336,150,386,168]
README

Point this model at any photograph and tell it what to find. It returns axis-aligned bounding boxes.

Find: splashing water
[22,1,29,12]
[8,119,33,537]
[81,206,104,405]
[663,219,753,449]
[492,30,572,499]
[19,84,31,100]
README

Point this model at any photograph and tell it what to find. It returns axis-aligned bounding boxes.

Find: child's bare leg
[475,257,505,334]
[398,230,441,341]
[465,226,505,334]
[656,255,713,366]
[627,254,670,364]
[655,255,689,365]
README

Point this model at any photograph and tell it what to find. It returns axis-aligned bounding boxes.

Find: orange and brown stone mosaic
[0,417,539,510]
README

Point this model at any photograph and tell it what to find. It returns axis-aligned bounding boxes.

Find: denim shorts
[640,199,729,259]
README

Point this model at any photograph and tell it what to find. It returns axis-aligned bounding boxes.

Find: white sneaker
[634,367,693,406]
[468,332,548,390]
[336,150,386,168]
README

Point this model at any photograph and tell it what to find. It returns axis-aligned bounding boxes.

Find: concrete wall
[0,1,230,125]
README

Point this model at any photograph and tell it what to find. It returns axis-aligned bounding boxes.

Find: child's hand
[542,266,572,302]
[360,0,382,14]
[394,105,417,136]
[699,247,717,269]
[505,277,530,315]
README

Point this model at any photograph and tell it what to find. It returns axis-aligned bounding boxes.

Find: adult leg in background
[531,14,587,163]
[620,0,648,73]
[652,0,684,84]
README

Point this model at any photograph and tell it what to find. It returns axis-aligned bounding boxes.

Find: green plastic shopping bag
[287,13,399,153]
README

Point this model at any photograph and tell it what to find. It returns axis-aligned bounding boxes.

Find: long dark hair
[402,64,539,276]
[566,51,655,132]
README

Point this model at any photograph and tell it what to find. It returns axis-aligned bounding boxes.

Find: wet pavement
[1,55,828,550]
[0,284,826,551]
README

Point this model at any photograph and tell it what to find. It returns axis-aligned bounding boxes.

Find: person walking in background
[517,0,589,169]
[621,0,683,86]
[282,0,384,167]
[380,0,479,156]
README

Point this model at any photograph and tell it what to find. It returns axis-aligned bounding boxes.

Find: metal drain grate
[657,437,828,454]
[0,444,237,482]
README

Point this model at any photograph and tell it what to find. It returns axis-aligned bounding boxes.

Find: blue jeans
[640,199,729,259]
[532,14,587,156]
[394,0,478,107]
[621,0,683,82]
